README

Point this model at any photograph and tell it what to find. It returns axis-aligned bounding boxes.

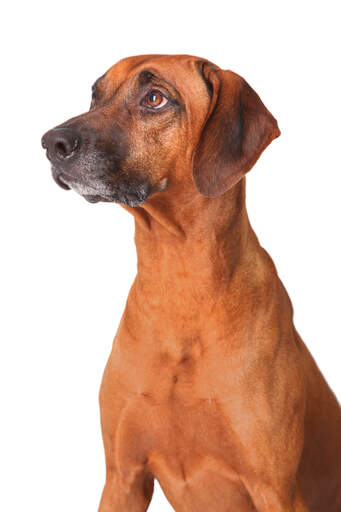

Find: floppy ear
[193,62,280,197]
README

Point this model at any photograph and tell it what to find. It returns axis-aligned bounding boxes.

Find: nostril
[42,128,81,162]
[54,134,79,160]
[55,140,69,157]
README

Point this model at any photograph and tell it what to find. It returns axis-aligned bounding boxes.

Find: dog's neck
[126,179,259,297]
[120,178,267,352]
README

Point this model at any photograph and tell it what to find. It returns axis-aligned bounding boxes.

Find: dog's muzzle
[41,126,156,207]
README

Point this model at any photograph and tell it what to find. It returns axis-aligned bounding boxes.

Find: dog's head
[42,54,280,206]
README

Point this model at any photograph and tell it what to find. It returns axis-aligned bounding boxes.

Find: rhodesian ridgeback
[42,54,341,511]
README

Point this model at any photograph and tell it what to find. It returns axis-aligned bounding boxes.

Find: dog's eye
[142,90,168,109]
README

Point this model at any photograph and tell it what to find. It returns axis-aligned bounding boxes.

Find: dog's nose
[41,128,81,163]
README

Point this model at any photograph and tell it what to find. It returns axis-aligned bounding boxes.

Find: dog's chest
[108,347,255,510]
[114,387,253,511]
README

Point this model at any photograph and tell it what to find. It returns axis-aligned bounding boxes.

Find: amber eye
[143,90,168,109]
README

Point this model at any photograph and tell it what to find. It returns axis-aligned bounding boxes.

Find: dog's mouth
[53,172,71,191]
[51,166,154,207]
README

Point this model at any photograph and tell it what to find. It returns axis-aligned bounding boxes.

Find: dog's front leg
[98,471,154,512]
[98,355,154,512]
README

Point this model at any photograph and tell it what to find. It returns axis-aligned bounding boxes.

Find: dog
[42,54,341,511]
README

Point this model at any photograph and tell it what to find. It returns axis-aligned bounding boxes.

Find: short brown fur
[42,55,341,511]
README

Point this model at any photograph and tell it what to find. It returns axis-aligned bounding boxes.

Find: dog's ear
[193,62,280,197]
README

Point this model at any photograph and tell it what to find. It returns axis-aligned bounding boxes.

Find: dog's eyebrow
[138,70,158,86]
[138,69,182,101]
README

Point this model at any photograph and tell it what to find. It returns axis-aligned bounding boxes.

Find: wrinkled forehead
[97,54,212,115]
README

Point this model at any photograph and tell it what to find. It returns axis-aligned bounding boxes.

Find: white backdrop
[1,1,340,511]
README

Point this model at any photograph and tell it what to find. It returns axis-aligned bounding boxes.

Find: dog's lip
[53,172,71,190]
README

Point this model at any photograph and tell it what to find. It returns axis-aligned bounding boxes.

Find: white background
[1,1,340,511]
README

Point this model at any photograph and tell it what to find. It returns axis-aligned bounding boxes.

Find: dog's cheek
[126,119,187,187]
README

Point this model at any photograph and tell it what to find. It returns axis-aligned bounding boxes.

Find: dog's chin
[78,182,151,207]
[82,192,147,207]
[83,194,108,204]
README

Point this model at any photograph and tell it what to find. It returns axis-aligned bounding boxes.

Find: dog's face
[42,54,280,206]
[42,55,208,206]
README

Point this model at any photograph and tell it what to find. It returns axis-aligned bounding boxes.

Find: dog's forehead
[103,54,213,96]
